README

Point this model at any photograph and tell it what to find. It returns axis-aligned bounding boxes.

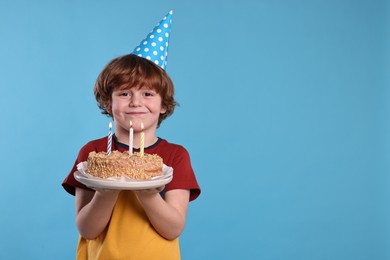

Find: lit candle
[107,122,113,156]
[140,122,144,156]
[129,121,133,156]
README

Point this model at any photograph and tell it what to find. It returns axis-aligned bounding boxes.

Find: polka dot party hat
[131,10,173,70]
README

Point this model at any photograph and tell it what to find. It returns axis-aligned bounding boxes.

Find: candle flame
[130,120,133,127]
[109,122,112,129]
[141,122,144,129]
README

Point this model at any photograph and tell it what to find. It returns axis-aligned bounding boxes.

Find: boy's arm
[75,187,119,240]
[135,188,190,240]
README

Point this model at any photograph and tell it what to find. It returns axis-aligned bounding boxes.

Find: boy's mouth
[126,112,147,116]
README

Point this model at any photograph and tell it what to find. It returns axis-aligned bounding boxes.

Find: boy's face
[109,86,167,135]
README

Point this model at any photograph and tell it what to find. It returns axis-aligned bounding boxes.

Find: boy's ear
[160,105,167,114]
[106,103,112,115]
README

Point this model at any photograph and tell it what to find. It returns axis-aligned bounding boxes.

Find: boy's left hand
[135,185,165,196]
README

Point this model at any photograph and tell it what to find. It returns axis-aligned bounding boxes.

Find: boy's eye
[143,91,155,97]
[119,92,129,96]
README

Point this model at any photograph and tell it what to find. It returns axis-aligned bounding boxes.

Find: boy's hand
[135,186,165,196]
[93,188,121,198]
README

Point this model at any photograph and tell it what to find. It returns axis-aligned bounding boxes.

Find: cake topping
[87,151,163,180]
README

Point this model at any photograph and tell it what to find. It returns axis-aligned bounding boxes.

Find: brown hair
[94,54,177,127]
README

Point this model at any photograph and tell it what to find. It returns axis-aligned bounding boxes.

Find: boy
[62,11,201,259]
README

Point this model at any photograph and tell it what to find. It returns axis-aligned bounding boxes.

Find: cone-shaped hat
[131,10,173,70]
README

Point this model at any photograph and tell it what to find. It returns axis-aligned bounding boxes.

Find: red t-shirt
[62,136,201,201]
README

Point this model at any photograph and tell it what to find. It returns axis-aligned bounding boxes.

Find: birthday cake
[87,151,163,180]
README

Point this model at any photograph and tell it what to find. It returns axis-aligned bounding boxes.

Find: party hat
[131,10,173,70]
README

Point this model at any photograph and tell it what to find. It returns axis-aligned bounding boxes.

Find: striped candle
[107,122,113,156]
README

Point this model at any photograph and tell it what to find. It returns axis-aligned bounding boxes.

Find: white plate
[74,161,173,190]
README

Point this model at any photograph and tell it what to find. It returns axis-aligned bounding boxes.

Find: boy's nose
[129,94,141,107]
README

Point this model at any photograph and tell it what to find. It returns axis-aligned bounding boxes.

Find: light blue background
[0,0,389,259]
